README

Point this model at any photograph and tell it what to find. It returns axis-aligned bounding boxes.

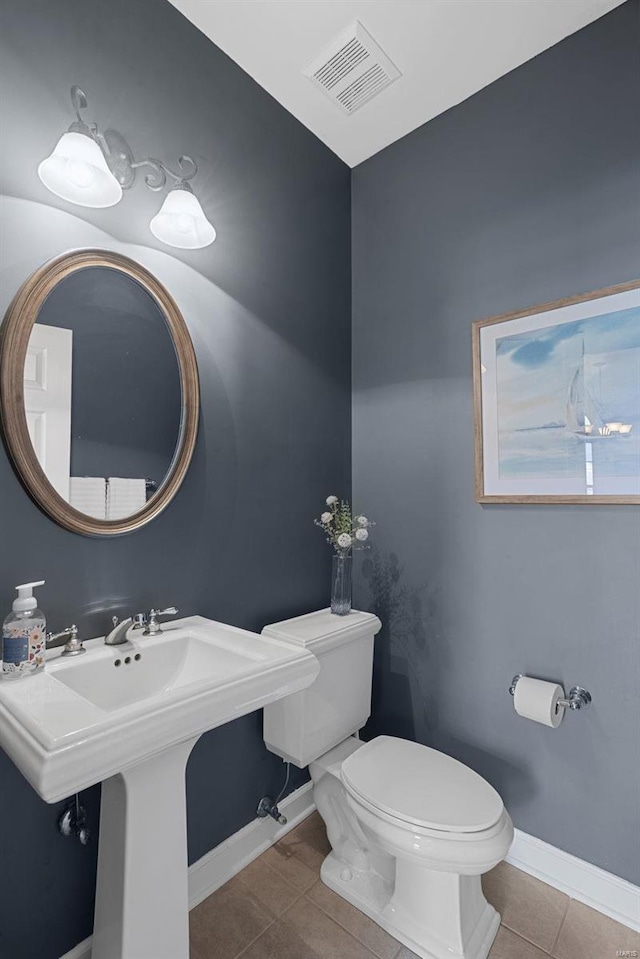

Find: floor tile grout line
[227,870,307,959]
[548,896,572,958]
[259,849,316,896]
[304,891,402,959]
[232,914,278,959]
[499,916,563,955]
[233,888,377,959]
[303,883,403,959]
[502,926,555,957]
[298,888,390,958]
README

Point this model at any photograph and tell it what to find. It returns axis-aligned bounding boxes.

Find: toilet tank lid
[261,609,382,651]
[341,736,504,833]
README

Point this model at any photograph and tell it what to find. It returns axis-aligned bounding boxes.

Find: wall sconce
[38,86,216,249]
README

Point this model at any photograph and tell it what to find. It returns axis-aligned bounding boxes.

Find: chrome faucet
[104,607,178,645]
[104,614,145,646]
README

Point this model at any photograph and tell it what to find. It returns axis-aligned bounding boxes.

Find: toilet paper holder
[509,675,592,711]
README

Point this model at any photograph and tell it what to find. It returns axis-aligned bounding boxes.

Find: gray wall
[0,1,350,957]
[352,0,640,885]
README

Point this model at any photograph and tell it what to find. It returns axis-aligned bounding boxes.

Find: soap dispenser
[2,581,46,680]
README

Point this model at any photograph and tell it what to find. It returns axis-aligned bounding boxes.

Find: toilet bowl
[311,736,513,959]
[262,609,513,959]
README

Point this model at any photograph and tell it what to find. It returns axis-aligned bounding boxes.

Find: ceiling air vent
[303,21,401,115]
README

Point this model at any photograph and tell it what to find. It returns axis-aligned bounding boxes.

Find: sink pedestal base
[92,738,198,959]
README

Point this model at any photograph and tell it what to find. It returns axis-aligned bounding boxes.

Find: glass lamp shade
[38,131,122,208]
[149,188,216,250]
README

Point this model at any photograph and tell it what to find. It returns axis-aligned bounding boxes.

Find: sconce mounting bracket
[101,130,198,195]
[102,130,137,189]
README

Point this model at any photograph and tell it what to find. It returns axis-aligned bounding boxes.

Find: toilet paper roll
[513,676,564,728]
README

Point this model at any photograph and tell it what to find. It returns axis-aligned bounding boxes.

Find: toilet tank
[262,609,382,768]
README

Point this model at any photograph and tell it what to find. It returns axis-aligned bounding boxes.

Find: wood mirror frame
[0,249,199,536]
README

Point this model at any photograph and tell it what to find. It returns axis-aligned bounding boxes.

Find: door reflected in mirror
[25,266,182,520]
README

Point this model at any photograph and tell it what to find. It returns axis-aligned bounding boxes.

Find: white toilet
[263,609,513,959]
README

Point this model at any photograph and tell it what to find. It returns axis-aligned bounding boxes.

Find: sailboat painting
[473,282,640,503]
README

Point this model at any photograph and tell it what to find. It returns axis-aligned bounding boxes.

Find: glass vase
[331,552,352,616]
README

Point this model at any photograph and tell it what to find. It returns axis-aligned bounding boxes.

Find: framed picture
[472,281,640,504]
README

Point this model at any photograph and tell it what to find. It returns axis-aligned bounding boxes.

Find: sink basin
[55,627,275,712]
[0,615,319,802]
[0,614,320,959]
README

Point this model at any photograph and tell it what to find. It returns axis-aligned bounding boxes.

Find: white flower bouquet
[315,495,374,554]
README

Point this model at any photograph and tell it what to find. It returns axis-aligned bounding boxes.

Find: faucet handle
[46,624,86,657]
[144,606,178,635]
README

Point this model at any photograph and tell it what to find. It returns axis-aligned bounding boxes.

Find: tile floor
[190,812,640,959]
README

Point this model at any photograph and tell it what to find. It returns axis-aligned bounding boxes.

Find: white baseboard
[188,780,315,908]
[506,828,640,932]
[59,781,316,959]
[59,940,92,959]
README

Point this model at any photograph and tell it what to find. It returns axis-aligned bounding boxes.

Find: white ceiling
[169,0,625,167]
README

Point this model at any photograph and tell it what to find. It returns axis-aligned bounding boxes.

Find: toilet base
[320,852,500,959]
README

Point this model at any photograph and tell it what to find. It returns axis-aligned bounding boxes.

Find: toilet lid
[341,736,504,833]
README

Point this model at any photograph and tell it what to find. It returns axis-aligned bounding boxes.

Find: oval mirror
[0,250,199,535]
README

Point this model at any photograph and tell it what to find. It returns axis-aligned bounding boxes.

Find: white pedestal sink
[0,616,320,959]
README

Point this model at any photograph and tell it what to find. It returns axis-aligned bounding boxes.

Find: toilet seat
[341,736,504,835]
